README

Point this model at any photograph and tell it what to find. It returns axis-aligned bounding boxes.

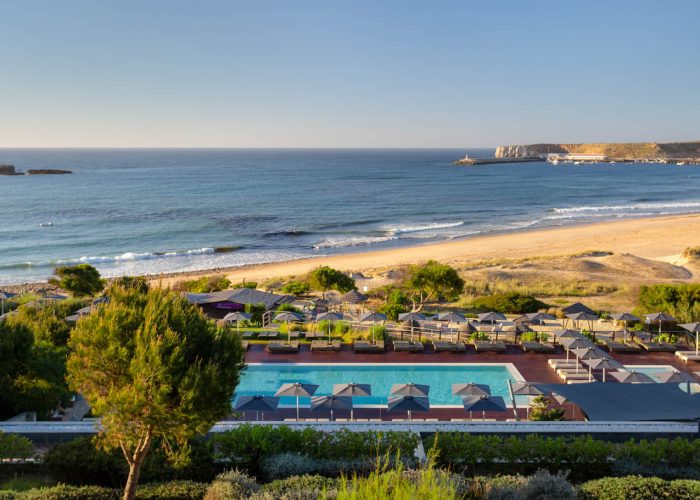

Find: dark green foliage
[308,266,355,297]
[404,260,464,311]
[48,264,105,297]
[259,475,338,499]
[134,480,208,499]
[637,284,700,323]
[280,281,310,296]
[259,453,374,482]
[232,281,257,290]
[471,292,547,314]
[44,437,220,488]
[579,476,700,500]
[211,426,419,478]
[528,395,566,421]
[377,303,407,321]
[0,320,71,420]
[109,276,149,295]
[6,299,86,347]
[14,484,119,500]
[173,276,231,293]
[204,470,260,500]
[427,434,700,482]
[244,302,267,326]
[275,303,301,313]
[0,432,34,460]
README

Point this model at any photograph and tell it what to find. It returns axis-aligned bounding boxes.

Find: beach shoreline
[5,213,700,292]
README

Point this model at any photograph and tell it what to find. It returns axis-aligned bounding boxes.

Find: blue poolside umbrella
[235,395,279,421]
[680,323,700,356]
[462,395,506,421]
[360,311,387,344]
[311,395,353,421]
[0,291,16,316]
[387,395,429,421]
[437,312,467,323]
[452,383,490,397]
[223,311,252,334]
[333,382,371,421]
[478,312,506,324]
[274,382,318,421]
[390,383,429,398]
[611,370,654,384]
[275,311,303,344]
[316,312,344,343]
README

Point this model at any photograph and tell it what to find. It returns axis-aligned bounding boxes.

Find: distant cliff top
[495,141,700,159]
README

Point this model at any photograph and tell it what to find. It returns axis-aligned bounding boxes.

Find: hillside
[495,141,700,159]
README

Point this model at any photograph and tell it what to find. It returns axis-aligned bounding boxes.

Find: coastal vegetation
[404,260,464,312]
[67,284,245,500]
[48,264,104,297]
[470,292,547,314]
[309,266,356,298]
[636,284,700,322]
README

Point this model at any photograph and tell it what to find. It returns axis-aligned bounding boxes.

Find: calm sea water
[1,148,700,285]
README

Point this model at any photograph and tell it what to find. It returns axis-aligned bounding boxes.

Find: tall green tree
[67,285,245,500]
[309,266,355,299]
[49,263,105,297]
[404,260,464,312]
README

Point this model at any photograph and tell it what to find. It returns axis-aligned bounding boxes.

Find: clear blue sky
[1,0,699,148]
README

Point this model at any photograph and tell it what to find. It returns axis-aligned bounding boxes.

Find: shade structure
[390,383,429,398]
[645,312,677,323]
[340,289,368,304]
[452,383,491,397]
[223,311,252,323]
[562,302,596,316]
[680,323,700,355]
[515,323,533,334]
[611,371,655,384]
[554,329,583,339]
[561,337,593,349]
[274,311,303,323]
[387,395,429,420]
[583,357,623,382]
[274,382,319,420]
[311,395,353,421]
[518,312,557,324]
[398,312,426,322]
[437,312,467,323]
[462,395,506,420]
[611,312,640,322]
[535,382,700,421]
[332,383,371,420]
[478,312,506,323]
[360,312,387,323]
[653,371,695,383]
[566,312,598,322]
[235,395,279,420]
[571,347,606,360]
[0,290,16,316]
[511,381,546,396]
[317,312,344,322]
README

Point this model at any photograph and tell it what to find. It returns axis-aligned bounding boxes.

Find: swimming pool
[623,365,677,378]
[234,363,523,408]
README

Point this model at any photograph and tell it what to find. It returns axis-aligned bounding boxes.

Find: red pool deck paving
[238,343,700,422]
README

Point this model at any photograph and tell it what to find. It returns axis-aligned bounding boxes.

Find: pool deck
[242,344,699,422]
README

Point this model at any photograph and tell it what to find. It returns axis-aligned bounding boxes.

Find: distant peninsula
[456,141,700,165]
[0,164,72,175]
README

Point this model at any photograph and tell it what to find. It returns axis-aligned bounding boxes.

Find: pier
[454,156,543,166]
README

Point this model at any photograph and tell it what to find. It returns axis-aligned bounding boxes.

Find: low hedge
[426,434,700,481]
[212,425,419,477]
[579,476,700,500]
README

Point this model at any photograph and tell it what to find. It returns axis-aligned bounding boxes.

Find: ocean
[1,148,700,285]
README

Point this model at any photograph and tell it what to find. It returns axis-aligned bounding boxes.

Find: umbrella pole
[507,380,519,421]
[296,396,299,421]
[408,410,411,421]
[331,407,334,422]
[469,411,472,421]
[482,410,486,422]
[351,408,354,421]
[603,369,606,383]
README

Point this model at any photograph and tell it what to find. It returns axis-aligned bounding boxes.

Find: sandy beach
[152,213,700,288]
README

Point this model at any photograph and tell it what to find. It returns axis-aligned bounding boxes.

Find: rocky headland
[494,141,700,160]
[0,164,72,175]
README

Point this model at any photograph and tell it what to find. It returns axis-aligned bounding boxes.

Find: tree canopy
[404,260,464,312]
[49,263,105,297]
[67,285,245,500]
[308,266,355,298]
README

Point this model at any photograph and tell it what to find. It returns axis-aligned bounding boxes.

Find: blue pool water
[623,365,676,378]
[234,363,522,407]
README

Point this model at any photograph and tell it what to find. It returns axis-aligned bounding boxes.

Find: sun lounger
[393,341,425,352]
[450,418,468,422]
[267,341,299,353]
[637,340,677,352]
[432,340,466,352]
[261,331,279,339]
[605,340,642,353]
[560,372,594,382]
[549,358,576,368]
[287,331,300,339]
[521,341,555,353]
[549,360,580,370]
[353,340,385,353]
[284,418,296,422]
[676,351,700,363]
[472,341,506,352]
[242,331,256,339]
[310,340,342,352]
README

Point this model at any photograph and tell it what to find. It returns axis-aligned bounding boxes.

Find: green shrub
[520,332,549,343]
[258,475,338,500]
[259,453,373,482]
[0,432,34,460]
[637,284,700,323]
[579,476,700,500]
[135,480,208,499]
[377,303,407,321]
[471,293,547,314]
[524,470,575,500]
[15,484,119,500]
[204,469,260,500]
[211,426,418,477]
[174,276,231,293]
[276,303,301,314]
[281,282,310,296]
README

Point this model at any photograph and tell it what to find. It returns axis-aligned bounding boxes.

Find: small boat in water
[39,222,53,227]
